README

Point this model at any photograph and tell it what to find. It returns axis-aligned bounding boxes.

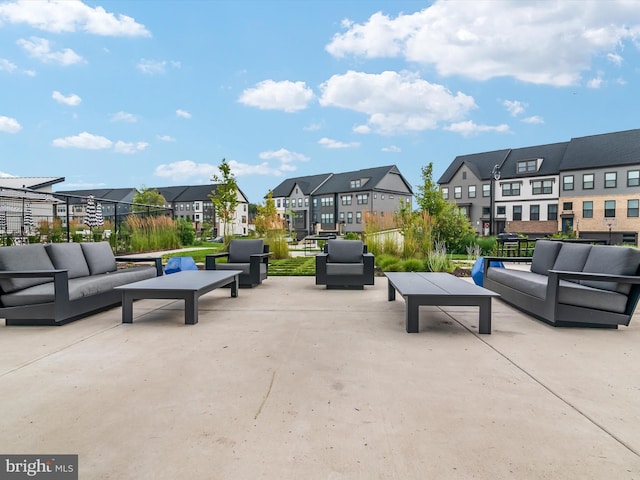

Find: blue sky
[1,0,639,204]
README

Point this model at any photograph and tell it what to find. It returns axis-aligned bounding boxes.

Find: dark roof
[438,149,512,183]
[55,188,136,203]
[313,165,411,195]
[498,142,568,178]
[560,129,640,171]
[271,173,332,197]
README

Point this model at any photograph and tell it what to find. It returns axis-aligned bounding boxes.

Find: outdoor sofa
[483,240,640,328]
[315,239,375,289]
[0,242,162,326]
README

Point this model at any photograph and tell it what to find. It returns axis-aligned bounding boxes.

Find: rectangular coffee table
[385,272,499,334]
[114,270,242,325]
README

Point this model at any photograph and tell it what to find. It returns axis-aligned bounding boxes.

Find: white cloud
[0,115,22,133]
[587,75,604,89]
[382,145,401,153]
[154,160,215,181]
[607,53,623,66]
[318,137,360,149]
[259,148,309,164]
[157,134,176,142]
[0,58,17,72]
[176,109,191,119]
[52,90,81,106]
[444,121,511,137]
[110,111,137,122]
[114,140,148,154]
[137,59,180,75]
[503,100,526,117]
[319,70,476,134]
[326,1,640,86]
[17,37,84,65]
[0,0,150,37]
[523,115,544,124]
[353,124,371,134]
[239,80,315,112]
[52,132,112,149]
[227,160,282,176]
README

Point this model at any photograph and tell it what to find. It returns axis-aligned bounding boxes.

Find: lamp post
[489,164,501,236]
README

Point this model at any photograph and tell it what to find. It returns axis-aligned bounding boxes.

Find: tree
[415,162,475,254]
[209,158,239,241]
[254,190,289,259]
[132,186,166,213]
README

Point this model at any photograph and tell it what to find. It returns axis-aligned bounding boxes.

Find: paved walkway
[1,276,639,479]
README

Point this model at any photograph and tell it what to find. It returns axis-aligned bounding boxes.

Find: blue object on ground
[164,256,198,274]
[471,257,504,287]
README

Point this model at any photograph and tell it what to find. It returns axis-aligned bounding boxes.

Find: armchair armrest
[205,253,229,270]
[0,269,70,302]
[115,256,163,276]
[548,270,640,284]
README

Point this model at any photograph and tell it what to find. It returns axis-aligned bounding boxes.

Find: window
[277,199,281,208]
[583,201,593,218]
[454,186,462,199]
[339,212,345,222]
[605,172,617,188]
[462,171,467,180]
[468,185,476,198]
[356,212,362,224]
[628,199,639,217]
[482,184,491,197]
[321,196,333,207]
[562,202,573,211]
[347,212,353,224]
[194,202,200,210]
[441,187,449,200]
[482,206,490,216]
[312,198,317,207]
[350,179,361,188]
[583,173,594,189]
[496,206,506,215]
[604,200,616,218]
[517,159,539,173]
[548,204,558,221]
[502,182,521,196]
[381,194,385,200]
[530,204,540,221]
[628,170,640,187]
[298,198,303,207]
[513,205,522,221]
[356,194,368,205]
[304,197,309,207]
[563,175,574,191]
[341,195,352,206]
[532,180,553,195]
[320,213,334,224]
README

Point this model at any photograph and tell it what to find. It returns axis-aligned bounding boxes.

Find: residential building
[271,165,413,237]
[437,128,640,244]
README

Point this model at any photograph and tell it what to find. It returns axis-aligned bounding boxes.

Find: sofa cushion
[0,244,55,293]
[81,242,116,275]
[580,245,640,294]
[326,263,364,276]
[228,240,264,263]
[530,240,562,275]
[487,268,548,299]
[558,281,629,314]
[215,262,251,275]
[552,243,592,273]
[327,240,364,263]
[45,243,90,279]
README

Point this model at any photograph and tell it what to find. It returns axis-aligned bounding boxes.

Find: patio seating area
[1,275,639,478]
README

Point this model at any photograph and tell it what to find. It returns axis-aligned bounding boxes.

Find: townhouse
[437,129,640,245]
[271,165,413,238]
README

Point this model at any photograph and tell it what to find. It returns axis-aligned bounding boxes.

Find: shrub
[401,258,424,272]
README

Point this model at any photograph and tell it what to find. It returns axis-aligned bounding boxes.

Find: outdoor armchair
[315,239,374,289]
[205,239,270,287]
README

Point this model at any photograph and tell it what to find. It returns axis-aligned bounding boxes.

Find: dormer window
[350,179,361,188]
[517,158,542,174]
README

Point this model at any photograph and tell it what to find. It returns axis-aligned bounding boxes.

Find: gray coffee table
[114,270,242,325]
[385,272,499,334]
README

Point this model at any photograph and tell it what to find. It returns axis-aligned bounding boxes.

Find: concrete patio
[1,275,639,479]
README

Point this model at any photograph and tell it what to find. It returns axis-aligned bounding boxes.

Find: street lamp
[489,164,501,235]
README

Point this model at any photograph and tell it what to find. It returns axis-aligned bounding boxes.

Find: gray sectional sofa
[483,240,640,328]
[0,242,162,326]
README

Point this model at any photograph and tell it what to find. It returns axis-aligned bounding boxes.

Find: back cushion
[327,240,364,263]
[45,243,90,279]
[530,240,562,275]
[0,244,55,293]
[552,243,592,273]
[580,246,640,294]
[80,242,116,275]
[228,239,264,263]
